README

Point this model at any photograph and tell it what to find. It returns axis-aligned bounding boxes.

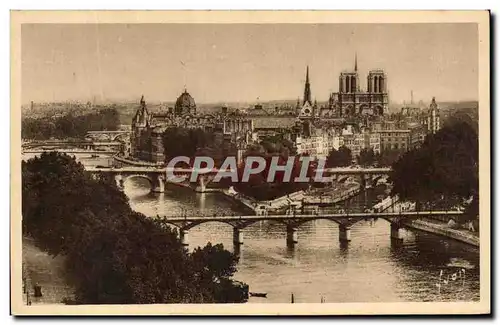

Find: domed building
[130,91,254,164]
[175,89,197,115]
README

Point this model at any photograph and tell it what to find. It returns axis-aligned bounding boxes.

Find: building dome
[175,89,196,115]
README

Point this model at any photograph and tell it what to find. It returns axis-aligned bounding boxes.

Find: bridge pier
[151,175,165,193]
[286,225,298,247]
[339,224,352,243]
[180,229,189,247]
[195,176,207,193]
[233,228,244,246]
[115,175,124,191]
[360,175,366,189]
[390,223,404,241]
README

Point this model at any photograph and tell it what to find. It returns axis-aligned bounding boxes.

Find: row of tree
[390,121,479,222]
[162,127,216,159]
[22,152,248,304]
[325,146,402,168]
[22,108,120,140]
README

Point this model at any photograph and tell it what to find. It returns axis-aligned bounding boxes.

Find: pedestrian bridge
[156,211,464,247]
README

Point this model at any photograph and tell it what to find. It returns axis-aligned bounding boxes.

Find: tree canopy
[358,148,376,167]
[326,146,352,167]
[162,127,217,161]
[22,152,247,304]
[390,121,478,218]
[22,108,120,140]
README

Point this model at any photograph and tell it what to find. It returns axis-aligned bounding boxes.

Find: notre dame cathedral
[297,56,389,119]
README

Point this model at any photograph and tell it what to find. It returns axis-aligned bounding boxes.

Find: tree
[390,121,478,216]
[358,148,376,167]
[162,127,218,162]
[326,146,352,167]
[21,107,120,140]
[22,152,248,304]
[376,149,402,167]
[231,151,310,201]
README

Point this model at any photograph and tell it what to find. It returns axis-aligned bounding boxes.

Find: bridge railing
[158,210,464,221]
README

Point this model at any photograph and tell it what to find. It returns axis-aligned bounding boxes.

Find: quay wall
[402,219,479,247]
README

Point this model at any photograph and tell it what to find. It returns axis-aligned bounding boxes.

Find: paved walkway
[390,201,479,247]
[22,237,74,305]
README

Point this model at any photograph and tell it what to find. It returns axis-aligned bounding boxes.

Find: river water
[125,178,480,304]
[21,153,480,303]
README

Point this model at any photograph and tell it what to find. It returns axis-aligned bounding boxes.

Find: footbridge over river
[157,211,464,248]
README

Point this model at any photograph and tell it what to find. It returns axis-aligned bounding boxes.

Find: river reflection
[124,178,479,303]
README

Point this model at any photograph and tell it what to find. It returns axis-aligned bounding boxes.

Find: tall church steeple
[354,53,358,72]
[303,66,312,106]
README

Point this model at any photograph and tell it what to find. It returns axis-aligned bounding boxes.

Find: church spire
[303,66,312,106]
[354,53,358,72]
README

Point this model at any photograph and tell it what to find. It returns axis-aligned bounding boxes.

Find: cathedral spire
[303,66,312,106]
[354,53,358,72]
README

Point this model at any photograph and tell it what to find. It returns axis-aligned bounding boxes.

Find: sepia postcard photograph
[10,10,490,316]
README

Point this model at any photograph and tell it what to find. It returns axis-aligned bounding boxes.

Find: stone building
[327,55,389,117]
[130,91,254,164]
[425,97,441,134]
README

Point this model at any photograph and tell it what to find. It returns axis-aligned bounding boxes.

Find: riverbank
[403,218,479,248]
[22,237,73,305]
[220,182,362,215]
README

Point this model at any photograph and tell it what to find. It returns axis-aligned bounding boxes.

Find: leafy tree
[162,127,217,162]
[390,121,478,219]
[326,146,352,167]
[259,135,297,157]
[22,152,248,304]
[358,148,376,167]
[376,148,402,167]
[22,108,120,140]
[231,153,310,201]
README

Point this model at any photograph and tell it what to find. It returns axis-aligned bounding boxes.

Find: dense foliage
[357,148,376,167]
[376,148,403,167]
[326,146,352,167]
[162,127,218,161]
[22,152,247,304]
[259,135,297,157]
[390,122,479,221]
[230,155,311,201]
[22,108,120,140]
[226,140,311,201]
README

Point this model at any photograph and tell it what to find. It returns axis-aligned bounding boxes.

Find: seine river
[124,178,480,304]
[22,153,480,303]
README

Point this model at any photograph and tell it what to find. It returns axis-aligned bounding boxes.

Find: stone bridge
[23,140,124,153]
[85,130,131,142]
[321,167,391,188]
[156,211,464,248]
[85,166,224,193]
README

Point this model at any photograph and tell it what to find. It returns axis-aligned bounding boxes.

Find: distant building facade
[131,91,254,164]
[326,56,389,118]
[425,97,441,134]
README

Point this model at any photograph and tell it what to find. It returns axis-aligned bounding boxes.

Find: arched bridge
[85,166,226,193]
[156,210,464,247]
[22,140,124,153]
[321,167,392,188]
[85,130,131,142]
[86,165,392,193]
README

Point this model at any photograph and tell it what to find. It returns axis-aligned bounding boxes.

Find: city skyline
[22,23,478,105]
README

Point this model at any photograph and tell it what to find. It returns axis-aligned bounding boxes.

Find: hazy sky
[21,23,478,105]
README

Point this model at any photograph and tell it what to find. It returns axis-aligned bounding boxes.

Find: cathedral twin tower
[301,55,389,118]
